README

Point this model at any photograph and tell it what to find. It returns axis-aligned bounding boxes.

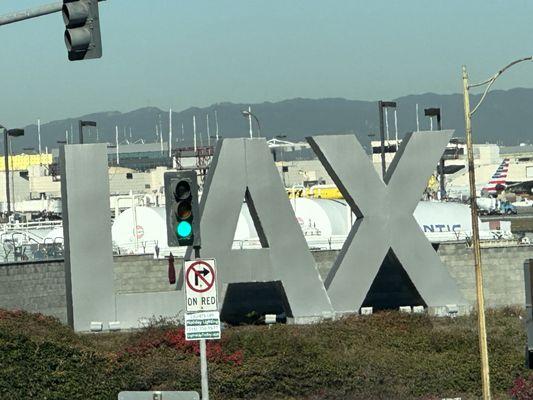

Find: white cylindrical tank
[235,198,351,240]
[53,198,510,255]
[111,206,167,252]
[414,201,473,241]
[109,205,268,253]
[289,198,351,237]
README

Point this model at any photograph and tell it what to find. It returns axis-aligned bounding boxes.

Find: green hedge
[0,308,529,399]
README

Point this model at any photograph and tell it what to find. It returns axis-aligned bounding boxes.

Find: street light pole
[247,106,253,138]
[1,127,24,217]
[3,128,10,216]
[378,101,397,179]
[241,110,262,138]
[276,135,287,186]
[79,120,96,144]
[436,114,445,198]
[378,101,386,178]
[462,66,491,400]
[424,108,446,198]
[461,56,533,400]
[78,120,84,144]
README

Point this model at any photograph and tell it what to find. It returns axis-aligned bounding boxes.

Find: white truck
[477,197,517,215]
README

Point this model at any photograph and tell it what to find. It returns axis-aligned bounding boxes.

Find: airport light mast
[241,109,262,138]
[0,126,24,217]
[424,107,445,198]
[79,120,96,144]
[378,101,396,179]
[462,56,533,400]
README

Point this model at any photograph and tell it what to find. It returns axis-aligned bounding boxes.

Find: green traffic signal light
[176,221,192,238]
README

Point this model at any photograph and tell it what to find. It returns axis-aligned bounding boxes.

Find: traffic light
[62,0,102,61]
[165,171,201,247]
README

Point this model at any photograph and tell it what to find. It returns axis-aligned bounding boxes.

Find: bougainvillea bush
[509,375,533,400]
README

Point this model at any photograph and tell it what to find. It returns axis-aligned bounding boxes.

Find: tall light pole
[378,101,396,179]
[241,109,262,138]
[424,107,446,198]
[0,126,24,216]
[276,134,287,186]
[79,120,96,144]
[462,56,533,400]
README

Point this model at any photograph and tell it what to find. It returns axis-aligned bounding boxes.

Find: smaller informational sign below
[184,259,217,312]
[185,311,221,341]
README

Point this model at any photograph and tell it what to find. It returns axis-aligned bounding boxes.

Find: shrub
[0,329,133,399]
[0,308,529,399]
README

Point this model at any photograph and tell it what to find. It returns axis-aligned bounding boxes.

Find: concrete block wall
[114,254,180,294]
[0,255,177,324]
[312,250,339,281]
[439,243,532,308]
[312,243,533,308]
[0,260,67,322]
[0,243,532,325]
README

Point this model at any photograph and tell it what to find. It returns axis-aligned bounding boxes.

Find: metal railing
[0,220,62,232]
[0,240,63,263]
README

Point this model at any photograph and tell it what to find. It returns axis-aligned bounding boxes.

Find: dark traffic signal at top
[63,0,102,61]
[165,171,201,247]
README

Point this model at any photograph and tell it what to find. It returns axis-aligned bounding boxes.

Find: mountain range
[14,87,533,153]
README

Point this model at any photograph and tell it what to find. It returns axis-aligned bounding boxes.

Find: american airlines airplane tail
[481,158,510,195]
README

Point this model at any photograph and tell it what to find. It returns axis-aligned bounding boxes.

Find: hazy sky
[1,0,533,127]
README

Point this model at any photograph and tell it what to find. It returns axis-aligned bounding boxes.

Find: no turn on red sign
[184,259,217,313]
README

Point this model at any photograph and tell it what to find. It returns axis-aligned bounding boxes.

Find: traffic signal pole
[0,0,105,27]
[0,2,61,26]
[3,129,10,216]
[165,170,207,398]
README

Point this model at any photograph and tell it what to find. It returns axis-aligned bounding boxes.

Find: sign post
[184,258,219,400]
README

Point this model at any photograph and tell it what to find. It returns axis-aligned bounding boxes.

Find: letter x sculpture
[307,130,466,313]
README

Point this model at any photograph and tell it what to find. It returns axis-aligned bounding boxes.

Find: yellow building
[0,153,53,171]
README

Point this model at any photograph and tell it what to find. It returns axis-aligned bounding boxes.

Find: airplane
[446,158,511,199]
[507,180,533,197]
[480,158,510,196]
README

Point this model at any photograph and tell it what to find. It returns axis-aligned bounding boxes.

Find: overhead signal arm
[0,0,105,61]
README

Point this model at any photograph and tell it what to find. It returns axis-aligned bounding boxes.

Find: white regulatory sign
[185,311,221,341]
[184,258,217,312]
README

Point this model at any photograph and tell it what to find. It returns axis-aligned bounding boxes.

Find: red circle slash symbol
[186,261,215,293]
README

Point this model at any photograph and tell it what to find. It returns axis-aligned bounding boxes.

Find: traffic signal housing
[165,170,201,247]
[63,0,102,61]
